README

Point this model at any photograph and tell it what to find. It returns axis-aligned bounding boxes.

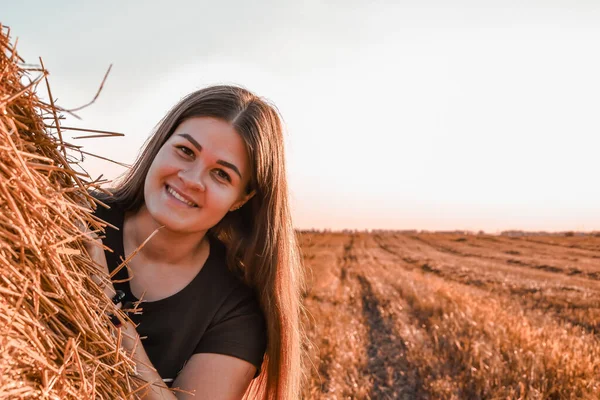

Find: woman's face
[143,116,254,233]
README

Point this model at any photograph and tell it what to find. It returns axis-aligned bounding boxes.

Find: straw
[0,23,145,398]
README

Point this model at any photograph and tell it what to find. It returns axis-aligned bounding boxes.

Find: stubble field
[299,232,600,399]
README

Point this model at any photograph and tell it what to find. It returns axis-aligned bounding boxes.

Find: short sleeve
[193,285,267,378]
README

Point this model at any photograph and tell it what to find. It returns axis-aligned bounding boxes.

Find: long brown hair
[104,85,305,399]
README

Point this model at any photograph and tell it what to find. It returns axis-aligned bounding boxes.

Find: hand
[78,219,116,300]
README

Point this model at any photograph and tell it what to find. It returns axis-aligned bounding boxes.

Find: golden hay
[0,24,142,398]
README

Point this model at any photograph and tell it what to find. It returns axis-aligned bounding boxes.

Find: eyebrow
[176,133,242,179]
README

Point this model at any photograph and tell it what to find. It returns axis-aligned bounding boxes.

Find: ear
[229,189,256,212]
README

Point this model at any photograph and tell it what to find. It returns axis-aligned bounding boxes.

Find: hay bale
[0,24,139,398]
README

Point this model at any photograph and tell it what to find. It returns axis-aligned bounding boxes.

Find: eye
[213,169,232,183]
[176,145,194,158]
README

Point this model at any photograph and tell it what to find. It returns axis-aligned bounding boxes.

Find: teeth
[167,186,196,207]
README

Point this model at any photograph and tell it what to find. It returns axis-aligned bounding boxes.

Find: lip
[165,184,199,207]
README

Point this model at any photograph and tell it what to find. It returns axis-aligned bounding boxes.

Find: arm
[170,353,256,400]
[118,326,256,399]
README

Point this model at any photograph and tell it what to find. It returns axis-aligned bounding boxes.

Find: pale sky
[5,1,600,232]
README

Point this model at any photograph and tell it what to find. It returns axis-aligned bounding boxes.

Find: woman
[85,85,305,399]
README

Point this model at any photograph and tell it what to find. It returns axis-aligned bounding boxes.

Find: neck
[124,205,208,266]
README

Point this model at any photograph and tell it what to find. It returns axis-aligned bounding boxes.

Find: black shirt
[92,199,267,386]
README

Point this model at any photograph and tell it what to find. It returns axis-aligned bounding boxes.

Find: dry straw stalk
[0,24,143,399]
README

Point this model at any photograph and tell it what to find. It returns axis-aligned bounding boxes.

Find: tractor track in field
[316,234,360,395]
[519,237,600,253]
[357,272,426,399]
[351,235,428,399]
[318,234,428,398]
[477,234,600,259]
[408,235,600,281]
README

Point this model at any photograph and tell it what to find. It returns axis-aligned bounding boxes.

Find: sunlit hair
[102,85,306,399]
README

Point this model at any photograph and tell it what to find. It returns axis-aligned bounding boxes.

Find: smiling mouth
[165,185,198,208]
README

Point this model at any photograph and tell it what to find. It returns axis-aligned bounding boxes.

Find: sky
[5,1,600,232]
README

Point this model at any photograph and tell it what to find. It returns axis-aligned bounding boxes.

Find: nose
[177,168,206,192]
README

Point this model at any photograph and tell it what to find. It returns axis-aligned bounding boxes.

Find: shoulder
[194,239,267,374]
[208,238,264,322]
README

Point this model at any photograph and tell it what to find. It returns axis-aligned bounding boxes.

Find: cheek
[205,187,238,210]
[148,153,180,181]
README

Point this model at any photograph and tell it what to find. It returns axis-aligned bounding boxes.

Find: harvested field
[301,232,600,399]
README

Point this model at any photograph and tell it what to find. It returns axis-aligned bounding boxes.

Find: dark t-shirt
[91,199,267,386]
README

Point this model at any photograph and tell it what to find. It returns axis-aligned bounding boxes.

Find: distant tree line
[295,228,600,237]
